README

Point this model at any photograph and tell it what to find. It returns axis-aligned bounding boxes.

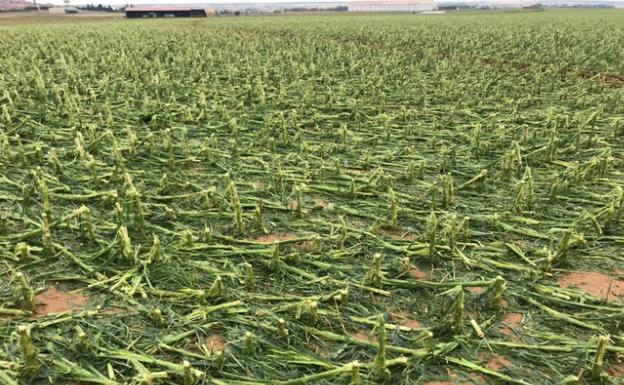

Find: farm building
[0,0,52,12]
[48,6,65,13]
[348,0,434,12]
[125,6,216,18]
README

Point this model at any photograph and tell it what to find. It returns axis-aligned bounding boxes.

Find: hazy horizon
[43,0,624,6]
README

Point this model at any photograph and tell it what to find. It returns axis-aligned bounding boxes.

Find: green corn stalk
[181,229,194,247]
[151,308,165,327]
[14,272,35,311]
[230,182,244,233]
[458,169,487,191]
[278,318,289,338]
[365,253,384,289]
[117,225,133,259]
[487,276,506,309]
[244,331,255,354]
[18,325,38,372]
[388,187,397,227]
[207,276,224,298]
[591,335,609,378]
[426,211,437,258]
[350,362,361,385]
[182,360,196,385]
[255,200,263,228]
[271,242,282,272]
[42,214,53,254]
[339,216,348,248]
[15,242,32,261]
[371,315,391,382]
[449,287,465,335]
[148,234,161,263]
[243,262,255,288]
[80,209,96,241]
[295,186,303,218]
[441,173,454,207]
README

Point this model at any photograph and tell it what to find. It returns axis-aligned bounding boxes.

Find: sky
[48,0,346,5]
[45,0,622,7]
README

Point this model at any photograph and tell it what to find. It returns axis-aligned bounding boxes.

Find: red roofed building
[125,6,216,18]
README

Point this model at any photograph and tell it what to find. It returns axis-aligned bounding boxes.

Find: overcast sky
[48,0,622,6]
[50,0,346,4]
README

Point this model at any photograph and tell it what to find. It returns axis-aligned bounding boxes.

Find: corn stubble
[1,10,624,385]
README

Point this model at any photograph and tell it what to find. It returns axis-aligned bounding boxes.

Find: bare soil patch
[204,335,227,353]
[466,286,486,294]
[312,195,331,209]
[391,310,423,330]
[33,287,88,317]
[485,354,513,371]
[349,330,377,343]
[254,233,298,243]
[557,271,624,301]
[499,312,523,337]
[409,266,433,280]
[376,225,415,241]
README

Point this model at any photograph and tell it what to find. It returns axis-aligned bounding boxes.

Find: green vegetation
[1,9,624,385]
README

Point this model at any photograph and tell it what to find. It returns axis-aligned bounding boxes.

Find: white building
[348,0,434,11]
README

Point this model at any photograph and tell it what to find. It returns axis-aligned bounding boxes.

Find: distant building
[348,0,434,11]
[0,0,53,12]
[125,6,215,18]
[48,6,64,13]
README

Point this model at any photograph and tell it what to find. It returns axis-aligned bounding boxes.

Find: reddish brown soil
[423,369,473,385]
[557,271,624,301]
[468,372,487,384]
[33,287,88,316]
[499,312,523,337]
[424,382,457,385]
[350,330,377,343]
[313,195,331,209]
[502,313,523,327]
[204,335,227,353]
[401,318,423,330]
[464,311,479,321]
[605,360,624,378]
[512,239,529,250]
[376,225,416,241]
[424,380,475,385]
[254,233,298,243]
[99,306,126,315]
[392,310,423,330]
[485,355,513,371]
[253,233,318,252]
[466,287,486,294]
[409,266,433,280]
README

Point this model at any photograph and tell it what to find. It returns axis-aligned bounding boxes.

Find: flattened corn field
[1,10,624,385]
